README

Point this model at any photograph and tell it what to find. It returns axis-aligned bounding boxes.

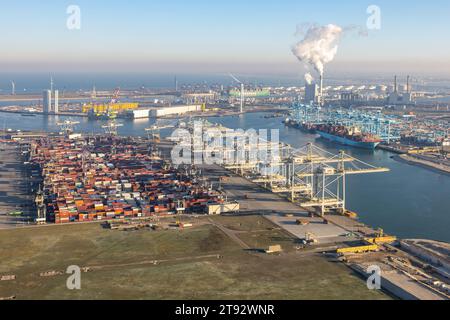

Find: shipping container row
[31,136,224,224]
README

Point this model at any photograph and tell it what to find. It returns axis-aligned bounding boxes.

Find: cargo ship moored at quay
[314,124,382,150]
[284,118,381,150]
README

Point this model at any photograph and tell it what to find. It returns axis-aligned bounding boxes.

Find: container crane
[57,119,80,136]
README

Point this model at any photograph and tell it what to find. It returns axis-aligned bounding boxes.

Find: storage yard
[30,135,226,224]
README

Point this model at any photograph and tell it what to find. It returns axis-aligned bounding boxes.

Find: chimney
[394,75,397,93]
[407,75,410,93]
[319,74,324,105]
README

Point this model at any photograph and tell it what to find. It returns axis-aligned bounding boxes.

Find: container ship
[283,118,317,134]
[313,124,381,150]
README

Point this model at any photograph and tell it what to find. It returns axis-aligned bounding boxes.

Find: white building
[150,105,202,117]
[53,90,59,114]
[128,109,150,119]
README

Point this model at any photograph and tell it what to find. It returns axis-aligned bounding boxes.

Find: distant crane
[229,73,245,113]
[57,119,80,136]
[145,120,177,143]
[102,119,123,136]
[111,87,120,104]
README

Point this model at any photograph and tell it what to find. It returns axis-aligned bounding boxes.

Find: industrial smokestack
[394,75,397,93]
[407,75,410,93]
[319,74,324,106]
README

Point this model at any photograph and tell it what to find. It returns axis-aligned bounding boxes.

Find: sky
[1,0,450,77]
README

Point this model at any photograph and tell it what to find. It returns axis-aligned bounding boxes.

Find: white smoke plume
[292,24,343,76]
[304,73,313,85]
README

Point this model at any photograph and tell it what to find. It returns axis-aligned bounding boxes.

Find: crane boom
[229,73,242,84]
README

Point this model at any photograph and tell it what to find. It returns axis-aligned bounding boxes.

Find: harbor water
[1,111,449,242]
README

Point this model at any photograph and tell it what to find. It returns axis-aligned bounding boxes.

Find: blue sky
[1,0,450,75]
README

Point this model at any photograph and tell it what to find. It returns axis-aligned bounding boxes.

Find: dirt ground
[0,216,390,300]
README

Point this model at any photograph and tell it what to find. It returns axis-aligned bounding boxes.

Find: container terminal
[0,124,448,300]
[28,135,233,224]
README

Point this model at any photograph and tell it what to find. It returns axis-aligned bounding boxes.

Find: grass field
[0,216,390,300]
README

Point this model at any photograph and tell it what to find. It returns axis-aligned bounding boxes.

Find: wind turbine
[229,73,244,113]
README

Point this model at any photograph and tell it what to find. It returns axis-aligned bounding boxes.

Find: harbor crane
[145,121,177,143]
[57,119,80,136]
[102,119,123,136]
[177,120,389,216]
[229,73,245,113]
[266,143,389,215]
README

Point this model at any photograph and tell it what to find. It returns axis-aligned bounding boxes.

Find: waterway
[1,111,449,242]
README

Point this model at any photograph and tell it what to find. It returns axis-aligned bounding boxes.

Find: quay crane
[177,121,390,216]
[145,120,178,143]
[102,120,123,136]
[56,119,80,136]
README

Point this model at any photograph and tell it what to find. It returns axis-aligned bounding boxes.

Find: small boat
[20,113,36,117]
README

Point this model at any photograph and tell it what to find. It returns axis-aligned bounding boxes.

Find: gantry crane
[102,119,123,136]
[56,119,80,136]
[145,121,177,143]
[178,120,389,216]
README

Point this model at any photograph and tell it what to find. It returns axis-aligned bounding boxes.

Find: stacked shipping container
[31,136,223,224]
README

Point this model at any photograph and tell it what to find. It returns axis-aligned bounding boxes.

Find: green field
[0,217,390,300]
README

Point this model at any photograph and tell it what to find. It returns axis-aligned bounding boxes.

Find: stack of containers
[30,136,224,224]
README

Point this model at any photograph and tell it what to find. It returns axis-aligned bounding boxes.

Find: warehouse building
[150,105,203,118]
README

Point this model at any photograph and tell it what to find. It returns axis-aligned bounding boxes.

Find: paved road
[0,143,34,229]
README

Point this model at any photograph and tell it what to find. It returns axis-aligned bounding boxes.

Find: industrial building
[304,83,319,104]
[123,108,151,119]
[121,105,204,119]
[304,75,323,105]
[42,83,59,115]
[43,90,52,114]
[150,105,203,118]
[229,89,270,98]
[388,75,415,105]
[340,91,364,107]
[183,92,217,104]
